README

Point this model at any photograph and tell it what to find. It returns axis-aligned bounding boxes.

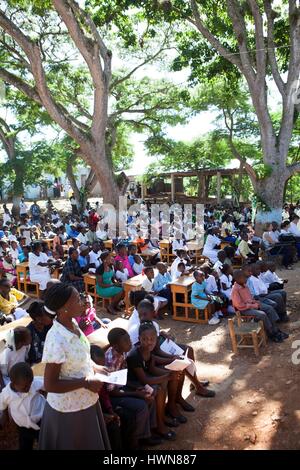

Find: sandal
[177,400,195,412]
[165,418,179,428]
[190,380,209,391]
[155,430,176,441]
[195,388,216,398]
[166,409,187,424]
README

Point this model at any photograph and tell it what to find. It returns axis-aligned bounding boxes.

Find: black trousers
[17,426,39,450]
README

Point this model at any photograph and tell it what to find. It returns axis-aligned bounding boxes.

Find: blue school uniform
[191,281,209,309]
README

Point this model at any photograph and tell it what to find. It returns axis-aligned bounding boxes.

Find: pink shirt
[75,308,96,336]
[114,255,134,278]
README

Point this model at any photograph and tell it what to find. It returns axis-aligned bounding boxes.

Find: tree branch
[110,45,171,91]
[263,0,286,96]
[188,0,243,70]
[52,0,110,141]
[0,68,42,104]
[247,0,266,82]
[226,0,256,84]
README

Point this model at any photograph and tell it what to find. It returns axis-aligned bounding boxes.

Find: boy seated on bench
[231,270,288,344]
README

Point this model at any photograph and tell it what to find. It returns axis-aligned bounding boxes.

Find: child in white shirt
[132,254,144,275]
[219,264,233,300]
[114,260,129,283]
[0,362,45,449]
[0,327,31,387]
[141,267,167,318]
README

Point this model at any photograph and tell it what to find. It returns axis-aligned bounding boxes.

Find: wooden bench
[16,262,40,298]
[159,239,175,264]
[228,311,266,357]
[83,273,110,308]
[170,275,213,324]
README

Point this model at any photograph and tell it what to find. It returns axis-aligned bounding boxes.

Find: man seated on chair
[231,270,289,344]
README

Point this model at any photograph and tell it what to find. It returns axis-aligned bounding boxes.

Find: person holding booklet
[38,283,110,450]
[133,299,216,400]
[104,327,162,448]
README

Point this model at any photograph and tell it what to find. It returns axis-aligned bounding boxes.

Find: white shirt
[88,250,102,270]
[20,201,28,215]
[172,240,187,253]
[259,270,282,287]
[9,247,19,262]
[28,252,50,277]
[213,260,223,276]
[0,377,45,430]
[289,222,300,237]
[249,275,268,295]
[133,262,144,275]
[142,277,154,292]
[0,345,30,384]
[205,275,218,294]
[220,274,233,297]
[3,213,11,225]
[42,319,98,413]
[77,232,88,245]
[20,224,32,245]
[171,257,187,279]
[128,317,160,346]
[115,268,129,283]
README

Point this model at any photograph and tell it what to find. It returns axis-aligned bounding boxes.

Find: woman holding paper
[38,283,111,450]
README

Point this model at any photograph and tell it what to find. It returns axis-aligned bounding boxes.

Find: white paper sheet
[94,369,128,386]
[160,339,184,356]
[165,355,196,375]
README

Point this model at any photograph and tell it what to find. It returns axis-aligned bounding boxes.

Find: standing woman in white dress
[28,242,52,297]
[38,283,110,450]
[202,227,221,264]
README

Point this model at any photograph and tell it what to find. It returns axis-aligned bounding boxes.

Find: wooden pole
[216,171,221,204]
[171,173,175,202]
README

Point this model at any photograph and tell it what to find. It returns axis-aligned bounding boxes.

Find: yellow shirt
[0,288,25,315]
[238,240,254,259]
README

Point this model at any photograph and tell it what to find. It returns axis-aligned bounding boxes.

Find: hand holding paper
[94,369,128,386]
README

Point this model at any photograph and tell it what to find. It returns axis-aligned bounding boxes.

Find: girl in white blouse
[38,283,110,450]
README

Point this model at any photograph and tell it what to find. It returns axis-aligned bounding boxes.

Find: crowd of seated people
[0,197,298,450]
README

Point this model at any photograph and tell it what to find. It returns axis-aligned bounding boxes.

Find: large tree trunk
[253,169,287,234]
[11,159,24,218]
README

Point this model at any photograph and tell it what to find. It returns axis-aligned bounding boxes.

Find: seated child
[219,264,233,300]
[231,270,288,343]
[114,244,134,278]
[90,345,122,451]
[171,261,186,281]
[75,293,109,336]
[0,278,29,321]
[115,260,129,283]
[170,250,190,280]
[0,327,32,388]
[237,232,257,262]
[132,254,144,275]
[131,299,215,399]
[27,301,53,364]
[191,270,222,326]
[172,239,187,256]
[0,362,45,449]
[104,328,161,448]
[141,267,168,318]
[259,261,288,292]
[152,262,172,306]
[213,250,226,276]
[127,322,177,441]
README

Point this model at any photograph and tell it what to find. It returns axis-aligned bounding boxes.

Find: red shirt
[231,282,259,311]
[88,213,100,230]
